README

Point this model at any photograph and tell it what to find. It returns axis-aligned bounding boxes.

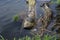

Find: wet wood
[23,0,36,29]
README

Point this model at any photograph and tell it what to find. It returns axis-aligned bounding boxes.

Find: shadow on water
[0,0,32,40]
[0,20,22,40]
[0,19,32,40]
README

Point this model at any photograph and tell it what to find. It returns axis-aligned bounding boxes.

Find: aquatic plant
[50,0,55,4]
[16,35,56,40]
[13,15,19,22]
[34,34,41,40]
[14,37,16,40]
[51,0,60,5]
[51,0,60,10]
[56,0,60,10]
[25,36,31,40]
[0,35,4,40]
[43,35,56,40]
[0,34,57,40]
[57,0,60,5]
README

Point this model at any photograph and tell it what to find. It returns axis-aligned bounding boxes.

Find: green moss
[13,15,19,22]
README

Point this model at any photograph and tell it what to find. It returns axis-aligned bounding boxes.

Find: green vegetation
[51,0,60,10]
[13,15,19,22]
[43,35,56,40]
[51,0,60,5]
[56,0,60,10]
[57,0,60,5]
[0,35,4,40]
[50,0,56,4]
[0,34,57,40]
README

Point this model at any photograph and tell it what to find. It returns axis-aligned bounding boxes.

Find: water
[0,0,58,40]
[0,0,28,40]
